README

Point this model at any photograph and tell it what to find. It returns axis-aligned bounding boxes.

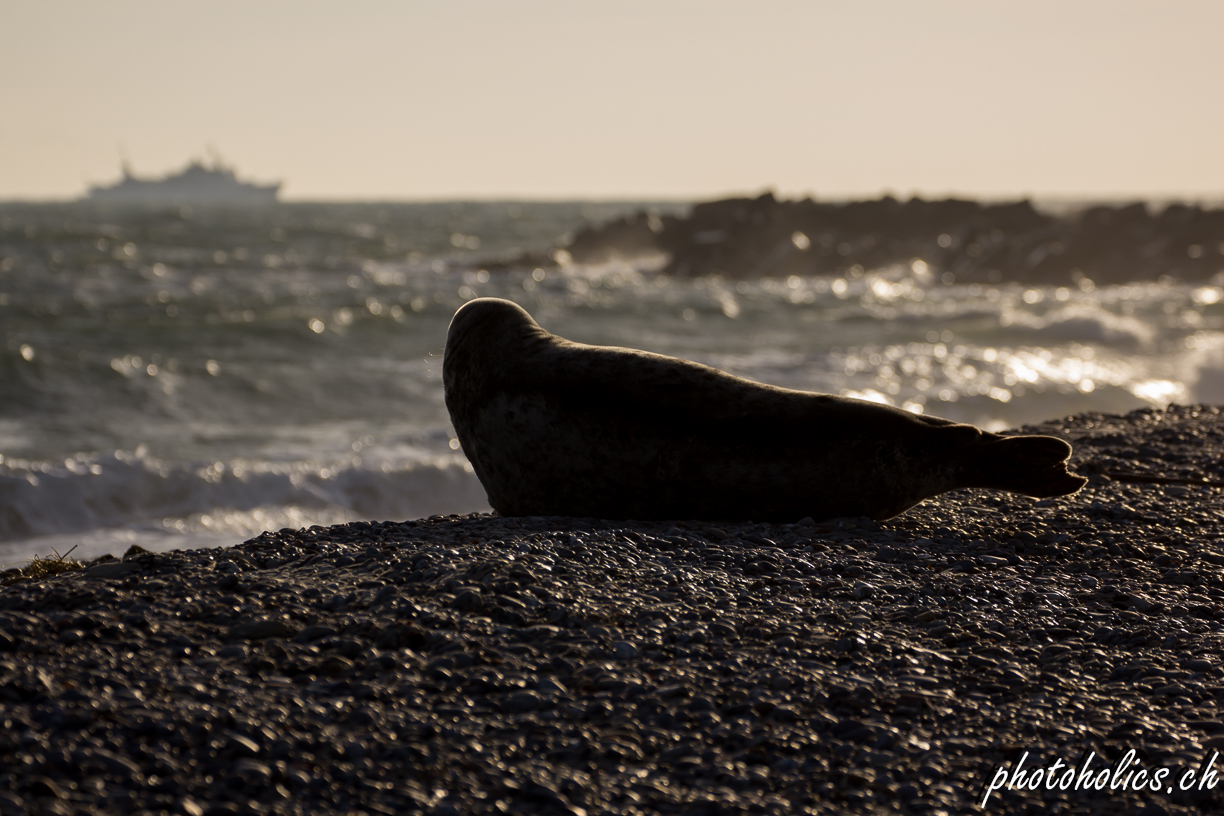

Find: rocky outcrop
[565,192,1224,284]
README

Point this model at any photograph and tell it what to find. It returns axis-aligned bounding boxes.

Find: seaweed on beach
[0,546,84,587]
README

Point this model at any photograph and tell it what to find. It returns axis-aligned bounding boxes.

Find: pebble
[82,561,138,580]
[502,691,542,713]
[612,640,639,659]
[228,617,298,640]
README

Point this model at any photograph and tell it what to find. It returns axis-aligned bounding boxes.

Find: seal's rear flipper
[970,435,1087,498]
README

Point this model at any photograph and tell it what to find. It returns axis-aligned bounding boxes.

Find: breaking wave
[0,450,489,544]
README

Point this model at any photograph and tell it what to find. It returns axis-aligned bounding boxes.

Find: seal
[443,297,1087,522]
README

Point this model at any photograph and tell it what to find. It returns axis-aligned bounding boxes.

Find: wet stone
[612,640,639,659]
[502,691,542,713]
[293,625,337,642]
[227,618,298,640]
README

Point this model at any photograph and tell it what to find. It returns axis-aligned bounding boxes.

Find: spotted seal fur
[443,298,1086,522]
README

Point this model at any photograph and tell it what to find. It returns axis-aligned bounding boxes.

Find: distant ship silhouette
[88,153,279,205]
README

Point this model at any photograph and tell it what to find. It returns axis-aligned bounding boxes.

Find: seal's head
[445,298,543,360]
[444,297,551,413]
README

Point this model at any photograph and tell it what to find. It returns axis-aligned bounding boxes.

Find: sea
[3,200,1224,567]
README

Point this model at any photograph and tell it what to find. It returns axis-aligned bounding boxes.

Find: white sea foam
[0,450,490,565]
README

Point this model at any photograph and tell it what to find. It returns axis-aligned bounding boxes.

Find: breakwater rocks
[565,193,1224,284]
[5,404,1224,813]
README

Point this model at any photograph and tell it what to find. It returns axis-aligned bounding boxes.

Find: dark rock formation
[564,192,1224,284]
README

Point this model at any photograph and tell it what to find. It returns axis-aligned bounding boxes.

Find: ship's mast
[118,142,134,179]
[206,143,226,171]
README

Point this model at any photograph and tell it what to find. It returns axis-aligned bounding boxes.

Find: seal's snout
[969,435,1087,498]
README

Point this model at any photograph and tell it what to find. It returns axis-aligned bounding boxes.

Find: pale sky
[3,0,1222,201]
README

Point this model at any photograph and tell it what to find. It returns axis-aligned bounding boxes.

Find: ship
[87,155,280,206]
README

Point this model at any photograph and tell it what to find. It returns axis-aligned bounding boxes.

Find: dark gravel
[5,404,1224,815]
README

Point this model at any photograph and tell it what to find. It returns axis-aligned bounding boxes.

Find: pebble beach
[5,404,1224,815]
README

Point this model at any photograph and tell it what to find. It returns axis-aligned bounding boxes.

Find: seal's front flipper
[968,435,1087,498]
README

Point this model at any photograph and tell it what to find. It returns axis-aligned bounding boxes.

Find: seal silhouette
[443,298,1086,522]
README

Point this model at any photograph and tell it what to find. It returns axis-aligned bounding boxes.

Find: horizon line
[4,190,1224,207]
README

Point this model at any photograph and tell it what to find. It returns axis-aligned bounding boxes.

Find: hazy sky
[3,1,1222,201]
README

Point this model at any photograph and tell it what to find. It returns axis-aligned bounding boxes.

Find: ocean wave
[999,303,1156,348]
[0,450,489,542]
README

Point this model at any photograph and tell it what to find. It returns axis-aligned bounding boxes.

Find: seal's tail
[967,434,1087,498]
